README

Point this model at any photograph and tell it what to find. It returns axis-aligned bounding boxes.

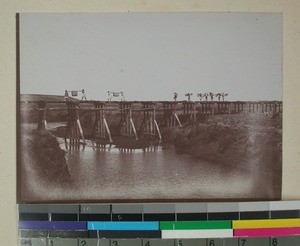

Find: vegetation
[20,129,72,184]
[163,114,282,172]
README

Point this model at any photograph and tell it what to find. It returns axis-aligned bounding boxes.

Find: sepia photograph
[17,12,282,202]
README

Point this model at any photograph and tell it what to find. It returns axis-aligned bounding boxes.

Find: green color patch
[160,221,232,230]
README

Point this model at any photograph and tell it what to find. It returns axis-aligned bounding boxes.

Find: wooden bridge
[23,100,282,147]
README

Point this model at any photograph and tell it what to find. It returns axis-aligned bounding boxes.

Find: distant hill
[20,94,78,102]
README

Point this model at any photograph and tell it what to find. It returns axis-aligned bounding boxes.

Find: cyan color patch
[87,221,159,231]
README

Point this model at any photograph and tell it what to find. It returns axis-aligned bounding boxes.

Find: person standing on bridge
[81,89,87,100]
[221,93,228,101]
[107,91,112,101]
[209,92,214,101]
[174,92,178,101]
[203,93,209,101]
[197,93,203,101]
[185,93,193,101]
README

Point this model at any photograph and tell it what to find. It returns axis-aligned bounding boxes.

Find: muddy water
[21,123,280,201]
[48,140,277,201]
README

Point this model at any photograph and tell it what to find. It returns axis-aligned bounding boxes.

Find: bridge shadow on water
[53,124,162,152]
[64,135,162,153]
[94,136,161,152]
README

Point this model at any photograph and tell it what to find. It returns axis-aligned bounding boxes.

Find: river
[55,140,267,200]
[21,122,279,201]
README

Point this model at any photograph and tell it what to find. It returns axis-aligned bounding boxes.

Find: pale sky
[20,13,282,101]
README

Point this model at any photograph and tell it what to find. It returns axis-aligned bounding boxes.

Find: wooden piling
[65,101,85,146]
[37,100,47,130]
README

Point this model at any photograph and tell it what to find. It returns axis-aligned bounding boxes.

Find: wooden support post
[153,108,162,140]
[65,101,85,146]
[193,103,197,120]
[183,101,196,119]
[228,103,230,115]
[103,118,113,143]
[162,103,171,127]
[231,103,233,114]
[93,101,113,144]
[265,103,268,114]
[140,102,160,139]
[130,115,138,140]
[278,102,282,113]
[162,102,182,128]
[174,113,182,127]
[120,102,138,140]
[205,102,209,114]
[271,102,275,113]
[154,119,162,140]
[37,100,47,130]
[199,102,203,114]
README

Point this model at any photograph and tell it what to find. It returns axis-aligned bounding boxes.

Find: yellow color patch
[232,219,300,229]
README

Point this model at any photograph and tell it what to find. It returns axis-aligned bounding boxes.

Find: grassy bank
[20,129,72,185]
[162,113,282,169]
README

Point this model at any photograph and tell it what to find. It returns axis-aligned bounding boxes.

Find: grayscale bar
[19,205,80,214]
[143,204,176,214]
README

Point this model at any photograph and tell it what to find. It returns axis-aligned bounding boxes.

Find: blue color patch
[19,221,86,230]
[87,222,159,231]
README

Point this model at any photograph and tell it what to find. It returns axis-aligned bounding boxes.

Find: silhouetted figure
[81,89,87,100]
[174,92,178,101]
[209,92,214,101]
[197,93,204,101]
[185,93,193,101]
[221,93,228,101]
[203,93,209,101]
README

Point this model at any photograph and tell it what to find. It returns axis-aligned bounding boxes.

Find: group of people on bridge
[174,92,228,102]
[63,88,229,103]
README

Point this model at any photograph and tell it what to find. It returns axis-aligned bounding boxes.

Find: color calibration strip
[19,219,300,238]
[19,201,300,245]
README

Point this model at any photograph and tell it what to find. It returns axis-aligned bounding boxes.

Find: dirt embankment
[162,114,282,169]
[20,129,72,185]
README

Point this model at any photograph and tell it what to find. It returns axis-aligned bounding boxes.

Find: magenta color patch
[234,227,300,237]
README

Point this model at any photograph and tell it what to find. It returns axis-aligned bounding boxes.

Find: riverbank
[18,112,282,201]
[18,128,72,202]
[162,113,282,171]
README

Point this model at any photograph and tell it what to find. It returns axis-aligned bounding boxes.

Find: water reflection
[21,122,280,201]
[52,138,279,200]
